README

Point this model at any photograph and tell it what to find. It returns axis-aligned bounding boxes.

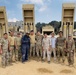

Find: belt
[10,45,14,47]
[17,45,21,47]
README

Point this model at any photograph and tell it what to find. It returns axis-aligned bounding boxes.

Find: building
[8,21,23,32]
[22,4,35,33]
[60,3,75,38]
[42,25,54,35]
[0,6,8,38]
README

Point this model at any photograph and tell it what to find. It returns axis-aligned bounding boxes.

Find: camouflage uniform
[35,34,43,57]
[15,37,22,61]
[0,38,9,66]
[66,39,75,65]
[42,37,51,61]
[56,37,66,62]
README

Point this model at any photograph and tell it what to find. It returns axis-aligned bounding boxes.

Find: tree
[36,22,46,33]
[49,21,61,34]
[36,21,61,34]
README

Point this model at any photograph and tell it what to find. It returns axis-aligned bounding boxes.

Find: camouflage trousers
[1,50,9,66]
[36,44,42,57]
[9,46,15,63]
[57,46,65,62]
[67,49,74,65]
[30,44,35,57]
[15,46,22,61]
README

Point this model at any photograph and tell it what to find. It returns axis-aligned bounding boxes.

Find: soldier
[15,32,22,61]
[56,31,66,63]
[66,34,75,66]
[0,33,9,67]
[35,31,43,58]
[8,31,15,63]
[29,30,36,57]
[42,33,51,63]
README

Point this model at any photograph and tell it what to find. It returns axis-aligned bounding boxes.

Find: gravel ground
[0,56,76,75]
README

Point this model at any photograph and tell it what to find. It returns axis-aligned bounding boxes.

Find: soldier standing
[35,31,43,59]
[21,32,30,63]
[15,32,22,61]
[29,30,36,57]
[42,33,51,63]
[66,34,75,66]
[8,31,15,63]
[0,33,9,67]
[56,31,66,63]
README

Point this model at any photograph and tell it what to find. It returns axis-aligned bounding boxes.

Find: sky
[0,0,76,24]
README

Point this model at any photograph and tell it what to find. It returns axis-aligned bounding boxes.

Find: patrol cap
[68,34,72,37]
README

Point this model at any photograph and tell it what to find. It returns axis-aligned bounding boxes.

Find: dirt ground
[0,57,76,75]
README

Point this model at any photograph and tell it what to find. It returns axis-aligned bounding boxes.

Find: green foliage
[36,21,61,34]
[36,22,46,33]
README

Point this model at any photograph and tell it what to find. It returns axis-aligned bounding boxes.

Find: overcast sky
[0,0,76,23]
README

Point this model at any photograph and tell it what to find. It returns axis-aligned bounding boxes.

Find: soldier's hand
[9,48,12,51]
[42,47,44,51]
[71,50,73,53]
[0,50,2,54]
[16,47,18,50]
[48,48,50,51]
[55,48,57,51]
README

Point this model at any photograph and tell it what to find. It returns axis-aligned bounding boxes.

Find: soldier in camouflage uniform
[15,32,22,61]
[42,33,51,63]
[56,31,66,63]
[35,31,43,58]
[66,34,75,66]
[0,33,9,67]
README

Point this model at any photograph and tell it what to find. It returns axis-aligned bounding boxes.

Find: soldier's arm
[8,38,12,51]
[72,39,75,51]
[8,40,10,51]
[42,39,44,51]
[49,39,51,51]
[28,37,30,47]
[14,38,17,48]
[55,38,58,48]
[64,38,66,48]
[0,44,2,54]
[35,35,36,44]
[49,39,52,48]
[35,35,37,41]
[0,39,3,54]
[8,36,11,46]
[0,43,2,50]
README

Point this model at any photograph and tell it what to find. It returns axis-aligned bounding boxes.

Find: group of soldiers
[0,31,22,67]
[0,30,75,68]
